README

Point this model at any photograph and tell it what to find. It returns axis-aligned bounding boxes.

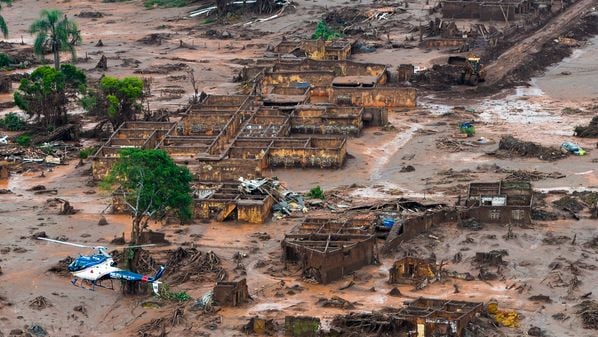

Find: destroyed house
[91,121,176,179]
[441,0,532,21]
[213,278,249,307]
[193,181,274,224]
[296,216,376,235]
[388,256,437,284]
[282,233,377,284]
[465,181,532,224]
[256,58,417,109]
[392,298,483,337]
[272,39,354,61]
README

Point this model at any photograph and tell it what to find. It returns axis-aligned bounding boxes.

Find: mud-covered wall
[384,210,458,252]
[237,197,274,224]
[466,206,531,225]
[91,157,119,180]
[195,158,261,181]
[330,87,417,108]
[262,71,336,94]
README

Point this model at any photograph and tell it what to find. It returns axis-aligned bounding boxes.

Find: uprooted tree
[14,64,86,129]
[82,76,145,128]
[103,149,193,294]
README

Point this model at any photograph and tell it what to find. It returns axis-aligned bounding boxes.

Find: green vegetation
[159,284,192,302]
[311,21,341,41]
[83,76,145,128]
[306,185,325,199]
[143,0,189,9]
[0,112,25,131]
[14,65,86,128]
[78,146,96,159]
[15,134,31,146]
[104,148,193,237]
[0,53,12,68]
[104,149,192,294]
[0,0,12,38]
[30,9,81,69]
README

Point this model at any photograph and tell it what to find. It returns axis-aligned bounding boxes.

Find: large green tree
[14,64,86,128]
[0,0,12,38]
[104,149,192,294]
[30,9,81,70]
[83,76,145,128]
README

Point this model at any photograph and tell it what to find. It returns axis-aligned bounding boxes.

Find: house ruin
[392,298,483,337]
[333,297,484,337]
[441,0,533,21]
[213,278,250,307]
[464,181,533,225]
[282,232,377,284]
[388,256,437,284]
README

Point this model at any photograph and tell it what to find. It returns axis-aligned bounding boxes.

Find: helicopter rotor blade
[37,237,93,248]
[119,244,160,249]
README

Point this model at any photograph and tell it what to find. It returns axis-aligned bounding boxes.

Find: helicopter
[38,237,165,294]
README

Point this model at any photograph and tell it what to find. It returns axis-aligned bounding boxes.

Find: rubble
[574,116,598,137]
[29,296,52,310]
[575,300,598,330]
[496,136,567,161]
[317,296,358,309]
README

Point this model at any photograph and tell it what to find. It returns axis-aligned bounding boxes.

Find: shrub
[0,113,25,131]
[0,53,12,68]
[306,185,325,199]
[15,134,31,146]
[79,147,96,159]
[312,21,341,41]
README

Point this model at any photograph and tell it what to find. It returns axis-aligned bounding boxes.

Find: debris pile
[29,296,52,310]
[574,116,598,138]
[47,256,74,277]
[162,248,226,285]
[239,177,306,216]
[575,300,598,330]
[317,296,358,309]
[496,136,566,161]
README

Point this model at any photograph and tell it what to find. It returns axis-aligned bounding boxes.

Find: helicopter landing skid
[71,278,115,292]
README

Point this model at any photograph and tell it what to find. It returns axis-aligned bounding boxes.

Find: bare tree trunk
[123,215,144,295]
[52,41,60,70]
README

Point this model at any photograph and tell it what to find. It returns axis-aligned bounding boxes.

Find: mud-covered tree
[30,9,81,69]
[0,0,12,38]
[255,0,275,14]
[216,0,229,15]
[103,149,192,294]
[83,76,145,128]
[13,64,86,128]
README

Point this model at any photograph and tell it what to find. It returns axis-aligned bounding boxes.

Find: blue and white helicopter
[38,237,165,294]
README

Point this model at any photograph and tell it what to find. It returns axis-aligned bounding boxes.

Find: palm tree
[30,9,81,70]
[0,0,12,38]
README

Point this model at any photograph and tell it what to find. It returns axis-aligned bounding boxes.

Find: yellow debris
[493,310,520,328]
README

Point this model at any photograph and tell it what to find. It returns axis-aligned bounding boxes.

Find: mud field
[0,0,597,337]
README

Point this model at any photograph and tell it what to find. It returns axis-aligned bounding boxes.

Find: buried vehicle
[448,53,486,85]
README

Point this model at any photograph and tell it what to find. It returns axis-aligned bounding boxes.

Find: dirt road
[483,0,596,85]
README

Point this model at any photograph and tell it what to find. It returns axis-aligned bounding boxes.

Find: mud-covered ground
[0,0,597,336]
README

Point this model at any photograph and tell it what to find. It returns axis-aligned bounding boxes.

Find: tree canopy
[104,149,193,243]
[0,0,12,38]
[83,76,145,128]
[30,9,81,69]
[14,64,86,128]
